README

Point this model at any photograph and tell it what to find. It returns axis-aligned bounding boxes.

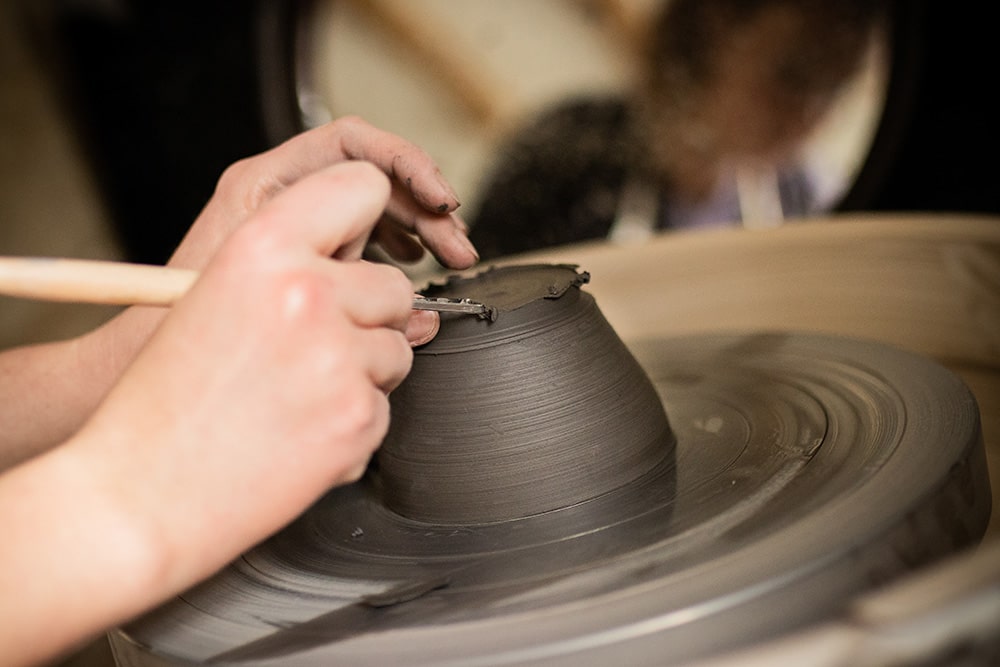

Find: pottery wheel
[109,265,992,667]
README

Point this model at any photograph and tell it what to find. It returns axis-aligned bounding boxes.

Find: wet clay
[378,264,676,524]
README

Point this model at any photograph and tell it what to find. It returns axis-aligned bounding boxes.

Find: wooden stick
[0,257,197,307]
[0,257,483,315]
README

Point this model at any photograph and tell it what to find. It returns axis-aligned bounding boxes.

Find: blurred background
[1,0,122,349]
[3,1,999,307]
[1,1,998,665]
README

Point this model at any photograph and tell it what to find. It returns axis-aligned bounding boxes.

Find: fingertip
[405,309,440,347]
[451,212,470,234]
[427,189,460,215]
[416,193,460,216]
[430,235,478,271]
[431,170,461,211]
[450,227,480,268]
[409,170,460,214]
[440,194,462,213]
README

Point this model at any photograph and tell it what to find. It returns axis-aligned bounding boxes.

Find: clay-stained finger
[264,117,461,214]
[333,117,461,214]
[383,181,478,269]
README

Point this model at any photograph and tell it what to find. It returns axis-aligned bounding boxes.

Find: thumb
[250,161,391,260]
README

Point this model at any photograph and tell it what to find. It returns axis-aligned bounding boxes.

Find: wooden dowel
[0,257,476,314]
[0,257,197,307]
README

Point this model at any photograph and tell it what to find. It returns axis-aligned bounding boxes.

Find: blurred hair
[643,0,887,98]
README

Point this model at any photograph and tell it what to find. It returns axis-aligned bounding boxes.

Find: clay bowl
[377,264,677,524]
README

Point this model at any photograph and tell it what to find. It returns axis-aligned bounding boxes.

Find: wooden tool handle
[0,257,475,313]
[0,257,197,306]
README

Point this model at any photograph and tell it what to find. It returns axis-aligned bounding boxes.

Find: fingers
[327,261,414,332]
[261,264,420,393]
[332,116,461,213]
[258,116,459,214]
[233,117,478,269]
[217,162,441,348]
[324,264,441,349]
[379,180,479,269]
[88,140,455,581]
[249,161,391,260]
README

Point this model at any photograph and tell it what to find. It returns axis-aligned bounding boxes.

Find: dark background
[22,0,1000,266]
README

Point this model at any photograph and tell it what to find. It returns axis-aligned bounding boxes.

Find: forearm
[0,335,96,469]
[0,306,167,470]
[0,436,172,667]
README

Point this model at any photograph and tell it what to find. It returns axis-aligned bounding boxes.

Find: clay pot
[377,264,676,524]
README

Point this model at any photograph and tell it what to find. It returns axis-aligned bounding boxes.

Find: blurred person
[469,0,887,259]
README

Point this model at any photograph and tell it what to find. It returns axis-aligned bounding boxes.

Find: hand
[169,116,479,272]
[81,161,420,593]
[0,116,463,469]
[0,161,435,665]
[38,116,463,454]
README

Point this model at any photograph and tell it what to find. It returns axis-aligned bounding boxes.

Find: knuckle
[390,345,414,391]
[353,263,412,314]
[329,115,377,159]
[216,157,252,193]
[334,114,371,135]
[385,266,415,301]
[387,334,414,378]
[337,386,388,441]
[397,331,415,366]
[225,221,281,262]
[338,461,369,485]
[269,271,331,326]
[218,155,285,213]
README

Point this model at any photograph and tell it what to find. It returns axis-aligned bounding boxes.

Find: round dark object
[108,266,991,666]
[380,264,674,524]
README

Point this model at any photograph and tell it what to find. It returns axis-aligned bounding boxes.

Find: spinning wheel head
[110,260,992,666]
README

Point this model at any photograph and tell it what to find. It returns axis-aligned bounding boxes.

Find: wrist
[56,432,176,613]
[0,433,172,664]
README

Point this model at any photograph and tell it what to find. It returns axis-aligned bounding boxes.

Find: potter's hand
[0,162,432,666]
[170,116,479,272]
[0,118,460,469]
[90,162,423,562]
[0,116,464,461]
